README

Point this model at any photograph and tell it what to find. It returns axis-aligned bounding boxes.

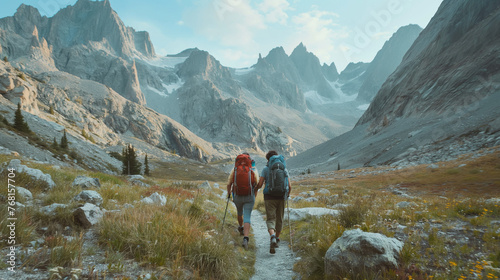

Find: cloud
[258,0,292,25]
[291,8,348,64]
[183,0,266,48]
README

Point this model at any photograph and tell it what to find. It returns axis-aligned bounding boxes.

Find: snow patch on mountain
[162,80,184,94]
[329,81,358,103]
[145,56,188,69]
[234,67,254,76]
[304,90,331,105]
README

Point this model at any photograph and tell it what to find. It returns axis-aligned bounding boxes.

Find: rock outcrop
[8,159,56,189]
[322,62,339,82]
[324,229,403,276]
[72,176,101,189]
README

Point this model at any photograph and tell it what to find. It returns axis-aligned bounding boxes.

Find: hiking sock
[242,237,249,250]
[275,237,280,248]
[270,235,277,254]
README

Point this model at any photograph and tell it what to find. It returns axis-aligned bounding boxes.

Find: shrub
[338,198,370,228]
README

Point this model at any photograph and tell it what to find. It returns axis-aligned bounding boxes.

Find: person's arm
[288,180,292,197]
[227,169,234,198]
[286,169,291,197]
[255,176,265,191]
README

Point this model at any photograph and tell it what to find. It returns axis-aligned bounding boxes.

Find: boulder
[8,159,56,189]
[127,175,150,187]
[199,181,211,189]
[16,186,33,201]
[318,189,331,195]
[141,192,166,206]
[72,176,101,189]
[127,175,145,180]
[40,203,67,215]
[324,229,403,276]
[0,75,15,91]
[287,207,339,221]
[73,203,104,228]
[396,201,417,208]
[73,190,103,206]
[304,197,319,203]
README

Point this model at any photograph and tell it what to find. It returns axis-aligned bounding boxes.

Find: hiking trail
[250,210,299,280]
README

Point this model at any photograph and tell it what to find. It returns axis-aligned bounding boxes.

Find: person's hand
[227,193,231,199]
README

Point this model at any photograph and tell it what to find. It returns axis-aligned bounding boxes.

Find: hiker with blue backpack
[255,150,292,254]
[226,153,258,250]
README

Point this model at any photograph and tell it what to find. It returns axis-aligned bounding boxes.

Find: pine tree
[49,105,55,115]
[60,130,68,150]
[122,144,141,175]
[3,56,8,62]
[144,154,150,176]
[14,103,31,133]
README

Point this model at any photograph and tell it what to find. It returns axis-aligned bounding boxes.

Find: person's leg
[241,196,255,250]
[265,199,280,254]
[275,199,285,235]
[265,200,277,235]
[274,199,285,246]
[233,195,244,235]
[242,196,255,237]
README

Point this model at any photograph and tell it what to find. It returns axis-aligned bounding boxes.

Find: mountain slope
[356,24,422,102]
[289,0,500,172]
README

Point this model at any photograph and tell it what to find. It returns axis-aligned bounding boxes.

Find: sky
[0,0,443,71]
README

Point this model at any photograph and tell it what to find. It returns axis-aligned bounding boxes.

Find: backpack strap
[233,167,237,195]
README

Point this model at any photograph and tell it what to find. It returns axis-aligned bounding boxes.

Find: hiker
[226,153,258,249]
[255,150,292,254]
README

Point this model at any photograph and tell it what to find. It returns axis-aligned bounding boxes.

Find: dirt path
[250,210,299,280]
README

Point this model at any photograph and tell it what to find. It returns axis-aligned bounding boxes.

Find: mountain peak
[177,50,231,80]
[293,42,307,53]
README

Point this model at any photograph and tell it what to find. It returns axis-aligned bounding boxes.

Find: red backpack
[233,154,255,196]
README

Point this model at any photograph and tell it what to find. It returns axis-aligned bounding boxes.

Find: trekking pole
[221,194,230,232]
[287,198,293,251]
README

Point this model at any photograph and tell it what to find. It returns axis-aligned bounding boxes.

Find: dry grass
[0,154,255,279]
[289,149,500,279]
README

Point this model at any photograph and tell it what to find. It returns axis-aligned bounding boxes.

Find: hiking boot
[238,226,244,236]
[270,236,277,254]
[242,238,249,250]
[275,237,280,248]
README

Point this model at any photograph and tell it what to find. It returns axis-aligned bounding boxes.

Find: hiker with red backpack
[226,153,258,250]
[255,150,292,254]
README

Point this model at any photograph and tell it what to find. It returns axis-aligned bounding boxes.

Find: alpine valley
[1,1,500,279]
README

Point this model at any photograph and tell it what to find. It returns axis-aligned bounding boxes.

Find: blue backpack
[267,155,288,196]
